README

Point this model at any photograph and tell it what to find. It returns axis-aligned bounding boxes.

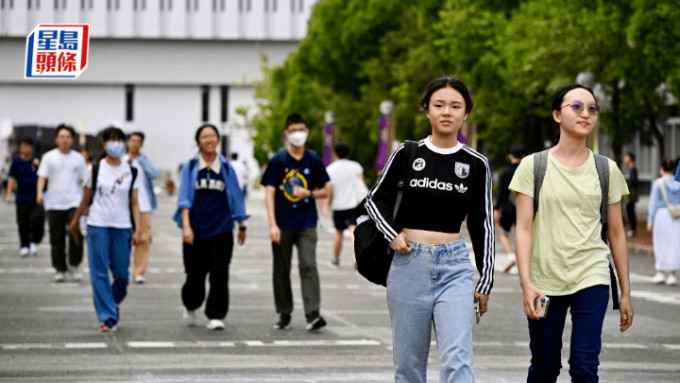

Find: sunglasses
[560,102,601,116]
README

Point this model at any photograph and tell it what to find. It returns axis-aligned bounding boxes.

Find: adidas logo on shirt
[410,177,453,191]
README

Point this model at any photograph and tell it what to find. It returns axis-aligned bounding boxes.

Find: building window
[125,85,134,122]
[299,0,303,12]
[220,86,229,123]
[246,0,251,12]
[273,0,277,12]
[201,85,210,122]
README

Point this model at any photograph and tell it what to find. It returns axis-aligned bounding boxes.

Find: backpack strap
[393,140,417,219]
[593,153,619,310]
[129,166,138,200]
[88,163,100,207]
[532,149,549,217]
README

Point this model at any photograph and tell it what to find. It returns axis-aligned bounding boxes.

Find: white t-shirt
[122,155,151,213]
[84,160,139,229]
[37,149,86,210]
[230,160,248,190]
[326,159,364,211]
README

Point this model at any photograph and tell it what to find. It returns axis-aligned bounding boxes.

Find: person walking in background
[261,113,332,331]
[322,142,365,269]
[37,124,86,282]
[229,152,249,199]
[5,138,44,257]
[647,158,680,286]
[68,127,141,332]
[174,124,248,331]
[494,144,525,274]
[124,131,160,284]
[510,84,633,382]
[366,77,495,383]
[623,152,639,237]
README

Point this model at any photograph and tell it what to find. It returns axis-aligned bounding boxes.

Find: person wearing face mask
[69,127,142,332]
[260,113,332,331]
[36,124,87,282]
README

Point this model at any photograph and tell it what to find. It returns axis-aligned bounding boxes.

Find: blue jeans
[387,239,475,383]
[527,284,609,383]
[87,226,132,325]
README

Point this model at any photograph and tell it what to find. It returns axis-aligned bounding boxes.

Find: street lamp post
[377,100,394,176]
[323,111,335,167]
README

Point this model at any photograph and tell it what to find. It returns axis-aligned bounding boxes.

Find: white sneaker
[69,266,82,282]
[652,272,666,284]
[206,319,225,330]
[29,242,38,256]
[54,272,66,282]
[666,275,678,286]
[183,309,197,326]
[20,247,30,258]
[134,275,146,284]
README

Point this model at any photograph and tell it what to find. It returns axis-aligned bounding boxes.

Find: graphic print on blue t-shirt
[190,168,231,238]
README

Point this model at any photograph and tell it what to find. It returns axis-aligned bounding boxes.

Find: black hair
[509,144,526,159]
[18,138,34,146]
[101,126,126,142]
[285,113,308,129]
[195,124,220,143]
[128,131,145,142]
[625,152,636,162]
[551,84,596,112]
[661,158,678,173]
[334,142,350,159]
[55,124,76,139]
[419,77,473,113]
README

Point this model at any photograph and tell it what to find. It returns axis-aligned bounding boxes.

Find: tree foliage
[250,0,680,174]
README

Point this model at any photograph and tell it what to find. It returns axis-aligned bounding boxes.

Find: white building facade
[0,0,317,175]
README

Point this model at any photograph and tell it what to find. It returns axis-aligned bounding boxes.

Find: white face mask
[287,131,308,147]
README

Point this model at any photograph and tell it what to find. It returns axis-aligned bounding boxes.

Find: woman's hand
[183,226,195,245]
[618,295,634,332]
[474,292,489,316]
[389,232,412,254]
[521,281,545,320]
[237,230,246,245]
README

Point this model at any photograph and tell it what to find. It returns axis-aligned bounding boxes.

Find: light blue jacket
[647,175,680,224]
[135,154,160,210]
[173,153,249,229]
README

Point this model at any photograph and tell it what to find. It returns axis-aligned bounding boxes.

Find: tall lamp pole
[323,111,335,167]
[377,100,394,176]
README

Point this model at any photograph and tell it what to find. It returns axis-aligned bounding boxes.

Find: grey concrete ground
[1,190,679,382]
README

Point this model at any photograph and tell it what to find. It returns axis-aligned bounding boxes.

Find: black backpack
[533,149,619,310]
[353,141,417,286]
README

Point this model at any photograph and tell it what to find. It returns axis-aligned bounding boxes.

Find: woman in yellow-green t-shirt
[509,84,634,383]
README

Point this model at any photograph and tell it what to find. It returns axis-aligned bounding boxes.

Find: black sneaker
[305,312,327,331]
[274,314,291,330]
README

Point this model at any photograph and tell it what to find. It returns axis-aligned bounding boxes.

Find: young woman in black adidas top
[366,77,494,383]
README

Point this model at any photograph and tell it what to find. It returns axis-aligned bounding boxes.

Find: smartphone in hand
[534,296,550,318]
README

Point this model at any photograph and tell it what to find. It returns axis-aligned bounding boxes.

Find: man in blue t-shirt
[261,113,332,331]
[6,138,44,257]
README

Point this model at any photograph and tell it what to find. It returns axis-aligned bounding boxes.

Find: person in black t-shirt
[494,144,525,273]
[366,77,494,383]
[623,152,639,237]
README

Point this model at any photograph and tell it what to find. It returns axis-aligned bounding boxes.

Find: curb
[627,243,653,256]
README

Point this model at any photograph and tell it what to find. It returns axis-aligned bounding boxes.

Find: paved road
[1,191,679,382]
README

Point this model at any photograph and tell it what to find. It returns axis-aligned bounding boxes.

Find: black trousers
[47,208,83,272]
[626,201,637,232]
[15,203,45,248]
[182,231,234,320]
